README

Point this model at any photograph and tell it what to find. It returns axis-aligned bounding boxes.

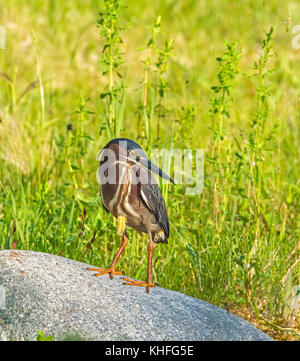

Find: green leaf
[36,330,54,341]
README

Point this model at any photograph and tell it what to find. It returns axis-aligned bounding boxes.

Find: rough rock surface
[0,250,272,341]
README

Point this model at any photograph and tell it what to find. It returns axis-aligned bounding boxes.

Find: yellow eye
[128,150,135,156]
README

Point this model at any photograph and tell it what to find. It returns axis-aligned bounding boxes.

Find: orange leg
[88,231,128,280]
[124,234,156,293]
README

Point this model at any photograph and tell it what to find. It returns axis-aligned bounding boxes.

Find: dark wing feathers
[140,183,169,240]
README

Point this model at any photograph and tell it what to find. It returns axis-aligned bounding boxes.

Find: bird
[88,138,175,293]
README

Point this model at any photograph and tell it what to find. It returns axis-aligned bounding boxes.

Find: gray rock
[0,250,272,341]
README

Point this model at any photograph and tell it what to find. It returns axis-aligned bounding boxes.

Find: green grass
[0,0,299,340]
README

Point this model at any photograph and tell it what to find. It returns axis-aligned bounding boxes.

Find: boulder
[0,250,272,341]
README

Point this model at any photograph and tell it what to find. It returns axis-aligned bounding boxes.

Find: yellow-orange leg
[124,236,156,293]
[88,230,128,280]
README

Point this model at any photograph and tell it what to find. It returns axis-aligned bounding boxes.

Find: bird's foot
[88,267,124,280]
[123,277,156,293]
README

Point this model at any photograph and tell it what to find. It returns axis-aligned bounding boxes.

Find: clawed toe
[123,277,156,292]
[88,267,124,279]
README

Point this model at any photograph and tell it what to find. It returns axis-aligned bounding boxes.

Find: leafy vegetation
[0,0,299,340]
[36,330,54,341]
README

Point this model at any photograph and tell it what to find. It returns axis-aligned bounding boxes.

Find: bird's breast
[100,161,161,235]
[101,162,141,222]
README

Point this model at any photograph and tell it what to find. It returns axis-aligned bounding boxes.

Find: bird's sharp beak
[138,157,175,184]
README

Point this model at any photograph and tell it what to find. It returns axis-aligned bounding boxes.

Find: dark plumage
[89,138,174,293]
[140,183,169,243]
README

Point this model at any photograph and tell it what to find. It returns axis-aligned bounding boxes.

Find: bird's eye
[101,155,108,164]
[128,150,135,156]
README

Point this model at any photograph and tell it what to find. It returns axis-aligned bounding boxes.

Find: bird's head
[97,138,175,184]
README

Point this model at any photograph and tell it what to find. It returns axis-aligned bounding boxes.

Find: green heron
[88,138,174,293]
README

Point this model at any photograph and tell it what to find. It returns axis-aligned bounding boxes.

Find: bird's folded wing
[140,183,169,240]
